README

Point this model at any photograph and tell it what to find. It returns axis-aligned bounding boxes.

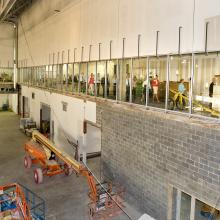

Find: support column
[176,189,182,220]
[167,185,173,220]
[190,196,195,220]
[13,23,18,88]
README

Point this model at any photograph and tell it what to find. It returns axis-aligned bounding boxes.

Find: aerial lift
[0,183,31,220]
[24,131,125,220]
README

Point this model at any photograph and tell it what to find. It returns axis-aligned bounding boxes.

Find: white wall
[17,0,220,67]
[21,85,100,157]
[0,23,14,67]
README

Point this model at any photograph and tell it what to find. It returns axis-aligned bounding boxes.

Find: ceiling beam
[0,0,17,22]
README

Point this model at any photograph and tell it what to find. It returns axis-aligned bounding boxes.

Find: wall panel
[17,0,220,66]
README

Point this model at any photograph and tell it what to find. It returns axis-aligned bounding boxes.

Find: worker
[125,73,131,101]
[178,78,186,107]
[151,75,160,103]
[112,73,117,98]
[79,72,85,92]
[101,75,105,98]
[49,151,56,160]
[178,78,186,94]
[106,74,110,98]
[209,77,216,109]
[88,73,95,95]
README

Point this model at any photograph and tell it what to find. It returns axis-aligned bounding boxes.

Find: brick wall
[97,101,220,220]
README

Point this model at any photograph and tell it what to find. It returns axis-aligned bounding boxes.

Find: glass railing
[18,52,220,120]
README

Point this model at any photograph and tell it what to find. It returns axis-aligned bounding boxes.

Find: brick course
[97,101,220,220]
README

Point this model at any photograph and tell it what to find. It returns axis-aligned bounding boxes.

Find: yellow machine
[24,131,125,220]
[169,88,220,117]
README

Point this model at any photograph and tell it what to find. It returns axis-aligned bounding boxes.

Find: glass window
[52,65,57,88]
[97,61,106,98]
[28,67,31,85]
[0,68,13,83]
[48,65,53,88]
[88,62,96,96]
[32,67,36,86]
[62,64,68,91]
[193,53,220,119]
[28,67,32,86]
[132,58,147,105]
[24,67,28,85]
[119,58,132,102]
[79,62,87,94]
[148,57,167,109]
[67,64,73,92]
[169,55,191,112]
[179,192,191,220]
[195,199,219,220]
[56,64,63,91]
[73,63,79,93]
[45,65,49,88]
[107,60,118,100]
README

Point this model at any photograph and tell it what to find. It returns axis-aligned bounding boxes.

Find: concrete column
[167,185,173,220]
[13,23,18,88]
[176,189,182,220]
[190,196,195,220]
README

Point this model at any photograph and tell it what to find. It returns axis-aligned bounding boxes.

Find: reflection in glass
[195,199,219,220]
[67,64,73,92]
[180,192,191,220]
[56,64,63,91]
[97,61,106,98]
[73,63,79,92]
[0,68,13,84]
[169,55,191,112]
[62,64,67,91]
[193,53,220,118]
[148,57,166,109]
[88,62,96,96]
[52,65,57,88]
[79,63,87,94]
[119,59,131,102]
[107,60,118,100]
[132,58,147,105]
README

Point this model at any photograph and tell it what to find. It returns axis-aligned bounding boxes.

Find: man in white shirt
[125,73,131,101]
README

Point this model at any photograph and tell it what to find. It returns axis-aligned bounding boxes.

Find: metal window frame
[18,50,220,123]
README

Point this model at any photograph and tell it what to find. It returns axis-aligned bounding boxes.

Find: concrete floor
[0,112,141,220]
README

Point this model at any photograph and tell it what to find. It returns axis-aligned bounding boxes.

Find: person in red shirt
[88,73,95,95]
[151,74,160,103]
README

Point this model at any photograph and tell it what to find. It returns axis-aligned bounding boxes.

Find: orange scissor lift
[24,131,125,220]
[0,183,31,220]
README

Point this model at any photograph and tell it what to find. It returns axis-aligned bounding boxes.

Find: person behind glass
[125,73,131,101]
[106,74,110,97]
[178,78,186,106]
[209,77,216,109]
[88,73,95,95]
[96,73,101,96]
[151,74,160,103]
[113,73,117,98]
[142,78,147,104]
[79,72,85,92]
[142,76,152,104]
[101,75,105,98]
[132,76,137,102]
